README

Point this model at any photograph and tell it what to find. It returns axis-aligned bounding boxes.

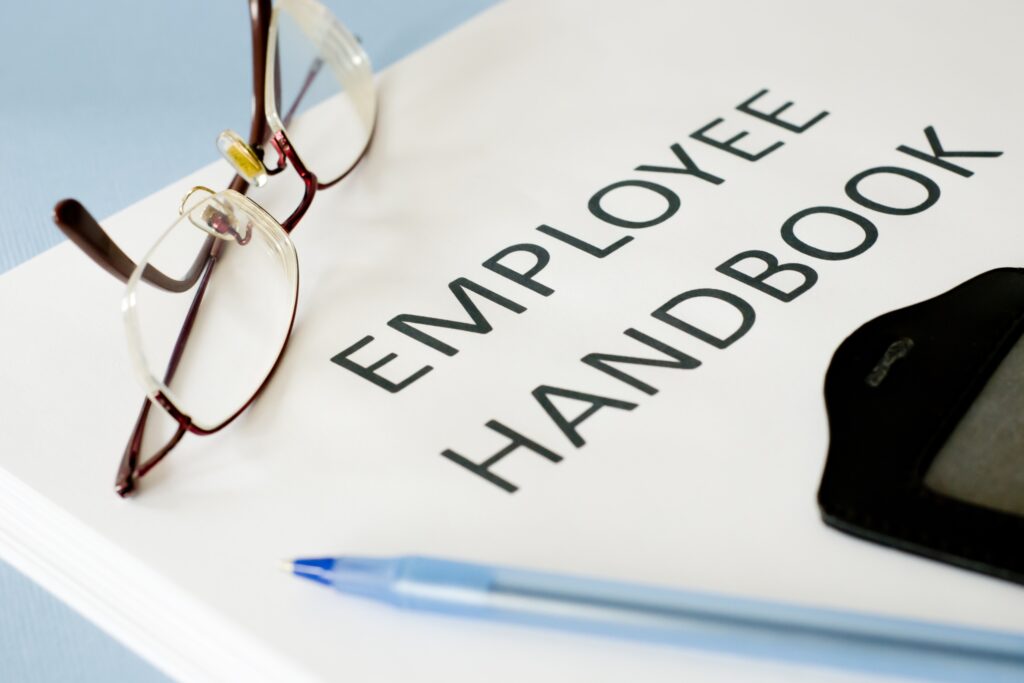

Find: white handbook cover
[2,1,1024,681]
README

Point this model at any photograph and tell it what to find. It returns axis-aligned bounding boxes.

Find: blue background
[0,1,496,680]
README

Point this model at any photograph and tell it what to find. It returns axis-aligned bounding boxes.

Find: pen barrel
[390,558,1024,680]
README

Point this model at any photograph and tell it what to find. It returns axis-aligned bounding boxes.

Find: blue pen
[286,555,1024,681]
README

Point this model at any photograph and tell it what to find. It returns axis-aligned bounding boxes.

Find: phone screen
[925,336,1024,516]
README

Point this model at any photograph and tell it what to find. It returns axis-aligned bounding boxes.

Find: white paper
[2,1,1023,681]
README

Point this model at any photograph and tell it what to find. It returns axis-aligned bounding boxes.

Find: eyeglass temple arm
[116,399,188,497]
[53,0,273,293]
[246,0,275,163]
[53,199,211,293]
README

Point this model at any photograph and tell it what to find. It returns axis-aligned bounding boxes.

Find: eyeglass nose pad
[191,201,253,246]
[217,130,268,187]
[179,185,216,216]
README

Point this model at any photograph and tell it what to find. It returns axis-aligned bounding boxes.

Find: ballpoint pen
[286,554,1024,681]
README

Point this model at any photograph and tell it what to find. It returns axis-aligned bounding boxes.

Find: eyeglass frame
[51,0,376,496]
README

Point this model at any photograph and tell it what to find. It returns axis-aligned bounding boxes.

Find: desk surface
[0,1,496,680]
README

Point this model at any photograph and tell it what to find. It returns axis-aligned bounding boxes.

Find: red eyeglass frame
[52,0,375,496]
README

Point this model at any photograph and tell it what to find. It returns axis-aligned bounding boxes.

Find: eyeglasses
[52,0,377,496]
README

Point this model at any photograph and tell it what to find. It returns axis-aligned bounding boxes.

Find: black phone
[818,268,1024,584]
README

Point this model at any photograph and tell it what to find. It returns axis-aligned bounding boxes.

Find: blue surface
[0,1,497,681]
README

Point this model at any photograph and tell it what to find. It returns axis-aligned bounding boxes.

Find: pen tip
[278,559,295,574]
